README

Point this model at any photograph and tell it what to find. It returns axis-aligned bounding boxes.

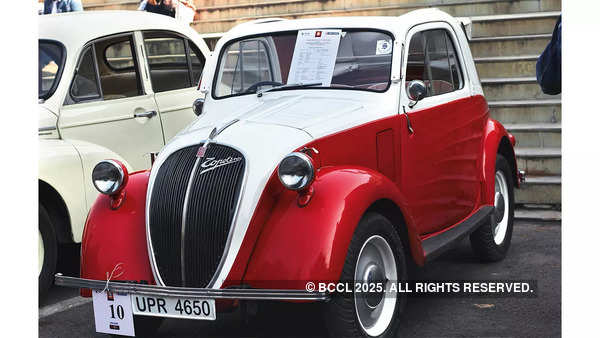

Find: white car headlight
[278,152,315,190]
[92,160,127,195]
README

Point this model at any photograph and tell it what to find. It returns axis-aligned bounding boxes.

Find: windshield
[213,29,393,98]
[39,40,65,100]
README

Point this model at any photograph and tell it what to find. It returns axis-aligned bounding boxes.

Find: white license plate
[132,295,216,320]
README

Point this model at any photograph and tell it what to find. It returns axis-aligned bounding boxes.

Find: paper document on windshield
[287,29,342,87]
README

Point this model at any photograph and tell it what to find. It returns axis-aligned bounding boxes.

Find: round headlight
[92,160,127,195]
[278,152,315,190]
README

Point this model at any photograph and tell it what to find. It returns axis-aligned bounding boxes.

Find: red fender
[80,171,154,297]
[481,119,519,206]
[241,166,422,290]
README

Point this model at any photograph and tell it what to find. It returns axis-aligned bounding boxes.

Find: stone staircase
[83,0,562,213]
[82,0,139,11]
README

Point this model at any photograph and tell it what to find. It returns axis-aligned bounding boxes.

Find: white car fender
[39,139,133,243]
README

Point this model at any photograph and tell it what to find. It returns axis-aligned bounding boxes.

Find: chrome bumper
[54,274,329,301]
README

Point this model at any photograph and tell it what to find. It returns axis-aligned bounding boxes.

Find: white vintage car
[38,10,210,297]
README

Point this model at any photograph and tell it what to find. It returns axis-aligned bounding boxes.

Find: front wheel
[323,213,407,338]
[39,204,57,300]
[470,154,515,262]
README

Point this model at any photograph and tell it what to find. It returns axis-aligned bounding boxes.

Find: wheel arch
[365,199,413,263]
[497,136,519,187]
[241,166,425,289]
[482,119,520,205]
[39,179,74,244]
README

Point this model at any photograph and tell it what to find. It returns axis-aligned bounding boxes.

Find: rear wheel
[39,204,57,300]
[323,213,407,338]
[470,154,515,262]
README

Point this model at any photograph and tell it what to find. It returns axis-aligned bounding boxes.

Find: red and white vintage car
[56,9,523,338]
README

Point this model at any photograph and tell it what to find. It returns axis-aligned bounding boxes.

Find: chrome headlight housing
[92,160,127,195]
[278,152,315,190]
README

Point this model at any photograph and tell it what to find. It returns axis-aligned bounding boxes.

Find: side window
[446,33,463,91]
[143,32,192,92]
[96,36,143,100]
[216,39,274,97]
[406,28,463,97]
[406,32,425,83]
[70,46,101,102]
[105,40,134,70]
[188,40,206,85]
[67,34,143,104]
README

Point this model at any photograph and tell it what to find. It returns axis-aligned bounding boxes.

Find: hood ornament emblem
[196,119,240,159]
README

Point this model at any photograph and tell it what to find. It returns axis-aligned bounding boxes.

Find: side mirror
[407,80,427,107]
[192,97,204,116]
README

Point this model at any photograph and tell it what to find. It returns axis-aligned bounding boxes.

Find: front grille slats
[184,145,245,287]
[149,146,198,286]
[148,144,245,288]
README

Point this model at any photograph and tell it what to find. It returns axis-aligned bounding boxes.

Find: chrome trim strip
[54,274,329,301]
[215,118,239,136]
[38,126,57,132]
[180,158,201,286]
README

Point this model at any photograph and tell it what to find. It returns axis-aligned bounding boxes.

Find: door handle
[134,110,157,118]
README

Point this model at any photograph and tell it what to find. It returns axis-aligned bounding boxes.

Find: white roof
[219,8,460,43]
[39,10,200,49]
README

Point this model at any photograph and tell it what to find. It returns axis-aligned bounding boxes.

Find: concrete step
[516,175,561,204]
[481,76,558,101]
[194,0,562,21]
[470,11,559,38]
[84,1,138,11]
[516,147,561,176]
[489,99,561,124]
[475,55,538,78]
[195,0,561,10]
[505,123,561,148]
[515,207,561,221]
[191,0,562,34]
[469,33,551,58]
[82,0,136,4]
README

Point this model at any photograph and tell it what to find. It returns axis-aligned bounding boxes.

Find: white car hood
[39,105,59,139]
[39,105,57,129]
[184,92,388,139]
[229,94,366,136]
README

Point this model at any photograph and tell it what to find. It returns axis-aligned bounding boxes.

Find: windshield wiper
[257,82,322,97]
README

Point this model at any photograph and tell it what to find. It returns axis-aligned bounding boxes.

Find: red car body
[80,93,518,297]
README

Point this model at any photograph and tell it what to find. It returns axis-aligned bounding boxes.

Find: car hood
[184,93,385,139]
[39,105,59,139]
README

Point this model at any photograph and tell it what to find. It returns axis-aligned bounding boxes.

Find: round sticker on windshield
[376,40,392,55]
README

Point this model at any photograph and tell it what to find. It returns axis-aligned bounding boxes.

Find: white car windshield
[213,29,394,98]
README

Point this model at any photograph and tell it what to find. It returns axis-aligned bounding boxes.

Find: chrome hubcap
[493,170,510,245]
[39,229,44,276]
[494,191,505,223]
[354,235,397,337]
[363,264,385,308]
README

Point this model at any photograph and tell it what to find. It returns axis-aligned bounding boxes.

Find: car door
[58,32,164,171]
[141,30,207,141]
[399,23,484,235]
